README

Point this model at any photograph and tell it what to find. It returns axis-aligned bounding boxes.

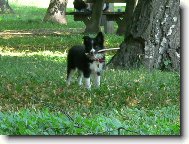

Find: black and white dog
[67,32,105,89]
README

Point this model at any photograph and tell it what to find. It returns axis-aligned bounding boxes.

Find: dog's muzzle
[89,51,95,55]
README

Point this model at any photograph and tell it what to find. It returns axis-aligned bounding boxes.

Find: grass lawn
[0,4,180,135]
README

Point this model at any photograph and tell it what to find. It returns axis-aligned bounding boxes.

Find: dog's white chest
[89,61,104,73]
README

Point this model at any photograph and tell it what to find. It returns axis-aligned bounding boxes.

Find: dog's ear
[96,32,104,45]
[83,36,90,45]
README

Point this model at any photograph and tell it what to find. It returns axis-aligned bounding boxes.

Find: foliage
[0,106,180,135]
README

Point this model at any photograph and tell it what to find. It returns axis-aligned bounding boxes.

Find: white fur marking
[90,48,95,53]
[85,78,91,89]
[78,72,83,86]
[90,62,104,73]
[89,53,104,73]
[95,75,101,87]
[90,40,95,53]
[67,69,75,85]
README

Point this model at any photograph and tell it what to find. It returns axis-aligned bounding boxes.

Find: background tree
[116,0,138,35]
[0,0,14,13]
[84,0,104,33]
[109,0,180,71]
[44,0,68,24]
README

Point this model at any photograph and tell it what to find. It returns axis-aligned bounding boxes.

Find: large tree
[44,0,68,24]
[0,0,14,14]
[109,0,180,71]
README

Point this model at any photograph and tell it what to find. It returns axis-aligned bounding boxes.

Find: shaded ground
[0,29,84,36]
[0,28,86,52]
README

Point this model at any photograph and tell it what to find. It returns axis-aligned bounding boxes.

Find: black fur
[67,45,92,78]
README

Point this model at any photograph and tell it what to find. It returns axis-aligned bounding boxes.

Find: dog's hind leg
[94,72,101,87]
[83,72,91,89]
[84,77,91,89]
[67,69,75,86]
[78,70,83,86]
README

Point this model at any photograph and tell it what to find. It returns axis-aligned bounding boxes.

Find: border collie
[67,32,105,89]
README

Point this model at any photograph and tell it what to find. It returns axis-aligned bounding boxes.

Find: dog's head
[83,32,104,58]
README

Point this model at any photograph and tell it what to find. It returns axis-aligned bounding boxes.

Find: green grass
[0,6,85,30]
[0,53,180,111]
[0,52,180,135]
[0,4,180,135]
[0,34,123,53]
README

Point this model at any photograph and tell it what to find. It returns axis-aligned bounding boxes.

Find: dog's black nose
[90,51,94,55]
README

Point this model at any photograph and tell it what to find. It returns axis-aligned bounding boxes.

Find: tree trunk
[0,0,14,14]
[109,0,180,71]
[44,0,68,24]
[84,0,104,33]
[122,0,138,36]
[116,0,137,35]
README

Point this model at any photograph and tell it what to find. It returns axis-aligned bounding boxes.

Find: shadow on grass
[0,33,84,52]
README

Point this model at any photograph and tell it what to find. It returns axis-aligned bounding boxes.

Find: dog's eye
[95,46,101,50]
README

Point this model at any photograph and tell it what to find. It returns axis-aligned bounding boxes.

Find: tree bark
[109,0,180,71]
[44,0,68,24]
[84,0,104,33]
[0,0,14,14]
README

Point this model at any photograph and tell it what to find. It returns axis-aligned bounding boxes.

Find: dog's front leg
[95,72,101,87]
[84,77,91,89]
